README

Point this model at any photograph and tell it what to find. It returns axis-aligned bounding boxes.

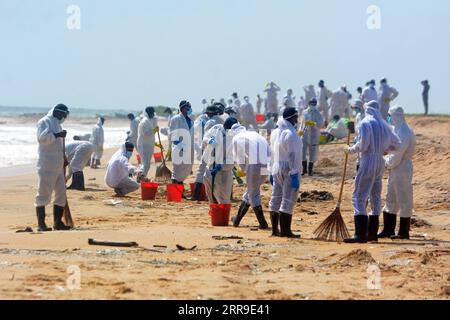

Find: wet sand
[0,115,449,300]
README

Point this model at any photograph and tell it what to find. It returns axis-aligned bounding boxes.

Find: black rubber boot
[344,215,368,243]
[36,206,52,232]
[253,206,269,230]
[270,212,280,236]
[378,211,397,238]
[391,217,411,240]
[67,171,85,191]
[302,161,307,176]
[187,182,203,201]
[308,162,314,176]
[367,215,379,242]
[53,205,71,231]
[279,212,301,238]
[95,159,101,166]
[232,201,250,227]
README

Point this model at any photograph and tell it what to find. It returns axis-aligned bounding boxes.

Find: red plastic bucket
[209,204,231,226]
[154,152,163,163]
[166,184,184,202]
[141,182,158,201]
[136,154,141,164]
[190,183,207,201]
[256,114,265,123]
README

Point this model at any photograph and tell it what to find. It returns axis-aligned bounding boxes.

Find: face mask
[125,151,133,159]
[187,108,193,116]
[59,117,66,124]
[387,116,394,125]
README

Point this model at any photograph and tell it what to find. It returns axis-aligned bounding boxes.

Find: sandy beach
[0,115,449,300]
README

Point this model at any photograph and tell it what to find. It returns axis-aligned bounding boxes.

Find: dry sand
[0,115,449,300]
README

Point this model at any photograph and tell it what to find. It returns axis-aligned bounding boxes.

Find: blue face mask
[387,116,393,125]
[187,108,193,116]
[125,151,133,159]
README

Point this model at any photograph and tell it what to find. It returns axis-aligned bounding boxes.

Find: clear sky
[1,0,449,113]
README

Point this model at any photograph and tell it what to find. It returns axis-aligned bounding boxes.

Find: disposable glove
[155,142,163,149]
[153,126,160,134]
[305,120,317,127]
[236,167,246,178]
[208,137,217,146]
[210,164,222,177]
[290,173,300,190]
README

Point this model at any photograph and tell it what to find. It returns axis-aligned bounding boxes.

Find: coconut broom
[313,121,355,242]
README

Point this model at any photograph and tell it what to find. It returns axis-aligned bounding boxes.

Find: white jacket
[36,108,65,173]
[105,144,136,188]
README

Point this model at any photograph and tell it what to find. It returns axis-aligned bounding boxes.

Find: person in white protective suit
[191,105,224,201]
[325,115,349,141]
[297,96,306,114]
[170,100,195,184]
[65,140,94,191]
[264,82,281,119]
[90,117,105,168]
[231,127,271,229]
[352,99,366,172]
[361,80,378,103]
[378,78,399,120]
[137,107,158,179]
[105,142,140,197]
[268,107,303,238]
[201,98,208,112]
[232,92,241,108]
[343,101,401,243]
[317,80,333,126]
[283,89,295,109]
[34,104,72,232]
[379,106,416,240]
[238,96,258,130]
[303,85,317,108]
[202,117,240,205]
[329,86,351,119]
[126,113,139,148]
[256,94,264,114]
[300,98,324,176]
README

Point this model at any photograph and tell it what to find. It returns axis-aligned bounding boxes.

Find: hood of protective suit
[277,118,295,131]
[389,106,406,127]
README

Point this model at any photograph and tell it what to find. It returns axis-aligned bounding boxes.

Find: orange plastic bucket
[141,182,158,201]
[166,184,184,202]
[256,114,265,123]
[190,183,207,201]
[154,152,163,163]
[209,204,231,226]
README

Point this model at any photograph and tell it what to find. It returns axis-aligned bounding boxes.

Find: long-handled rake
[155,129,172,183]
[62,138,74,228]
[313,122,355,242]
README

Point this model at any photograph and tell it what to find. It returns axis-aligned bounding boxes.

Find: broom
[62,138,74,228]
[155,128,172,183]
[313,122,355,242]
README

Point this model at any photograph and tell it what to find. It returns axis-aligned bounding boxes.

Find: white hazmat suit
[383,106,416,218]
[301,105,324,164]
[170,113,195,182]
[269,118,303,215]
[329,87,351,119]
[317,86,333,124]
[238,97,257,130]
[378,83,399,120]
[137,111,158,178]
[90,118,105,163]
[35,108,67,208]
[105,143,139,196]
[65,141,94,178]
[347,102,401,217]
